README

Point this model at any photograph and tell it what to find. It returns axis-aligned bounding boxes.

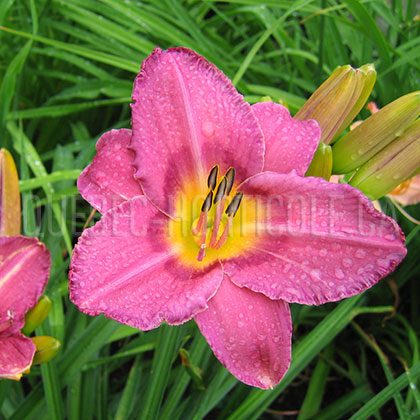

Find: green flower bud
[295,64,376,144]
[31,336,61,365]
[22,295,52,336]
[305,142,332,180]
[350,119,420,200]
[332,91,420,174]
[0,148,21,236]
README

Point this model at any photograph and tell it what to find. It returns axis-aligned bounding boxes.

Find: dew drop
[355,249,366,258]
[342,258,353,268]
[319,248,328,257]
[335,268,345,279]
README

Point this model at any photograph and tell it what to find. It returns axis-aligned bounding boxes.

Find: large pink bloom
[70,47,406,389]
[0,236,50,379]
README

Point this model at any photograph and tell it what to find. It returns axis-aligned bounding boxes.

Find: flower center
[191,165,243,261]
[167,165,259,268]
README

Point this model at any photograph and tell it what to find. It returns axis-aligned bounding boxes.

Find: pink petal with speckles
[0,333,35,379]
[130,47,265,216]
[252,102,320,176]
[225,172,407,305]
[69,196,223,330]
[0,236,50,335]
[195,277,292,389]
[78,129,142,214]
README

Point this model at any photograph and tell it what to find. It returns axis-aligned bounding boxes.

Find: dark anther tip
[207,165,219,190]
[201,190,213,212]
[214,177,227,204]
[225,167,236,196]
[225,191,243,217]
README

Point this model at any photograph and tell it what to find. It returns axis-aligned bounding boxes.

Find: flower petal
[225,172,407,305]
[0,236,50,334]
[0,333,35,380]
[77,129,142,213]
[130,47,265,216]
[252,102,320,175]
[69,196,223,330]
[194,277,292,389]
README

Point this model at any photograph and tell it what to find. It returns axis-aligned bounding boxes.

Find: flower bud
[22,295,52,336]
[333,91,420,174]
[0,148,21,236]
[295,64,376,144]
[31,336,61,365]
[350,119,420,200]
[305,142,332,180]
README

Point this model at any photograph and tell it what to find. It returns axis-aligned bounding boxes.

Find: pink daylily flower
[69,47,407,389]
[0,236,50,379]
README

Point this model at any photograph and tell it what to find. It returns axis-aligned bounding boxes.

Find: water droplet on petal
[342,258,353,268]
[355,249,366,258]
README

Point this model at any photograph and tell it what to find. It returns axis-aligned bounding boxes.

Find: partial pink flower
[70,47,407,389]
[388,175,420,206]
[0,236,51,379]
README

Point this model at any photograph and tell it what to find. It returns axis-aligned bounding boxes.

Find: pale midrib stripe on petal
[88,251,178,302]
[0,245,39,291]
[170,55,206,186]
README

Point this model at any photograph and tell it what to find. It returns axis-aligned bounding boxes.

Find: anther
[213,177,227,204]
[225,167,235,196]
[193,191,213,236]
[207,165,219,190]
[201,190,213,212]
[225,192,243,217]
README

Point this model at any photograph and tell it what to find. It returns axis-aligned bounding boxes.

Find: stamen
[225,167,235,196]
[214,192,243,250]
[214,216,233,249]
[192,191,213,235]
[202,190,213,212]
[209,177,228,247]
[225,192,243,217]
[194,166,242,260]
[213,177,227,204]
[0,310,14,333]
[207,165,219,190]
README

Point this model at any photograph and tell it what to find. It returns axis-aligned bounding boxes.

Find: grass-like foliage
[1,0,420,419]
